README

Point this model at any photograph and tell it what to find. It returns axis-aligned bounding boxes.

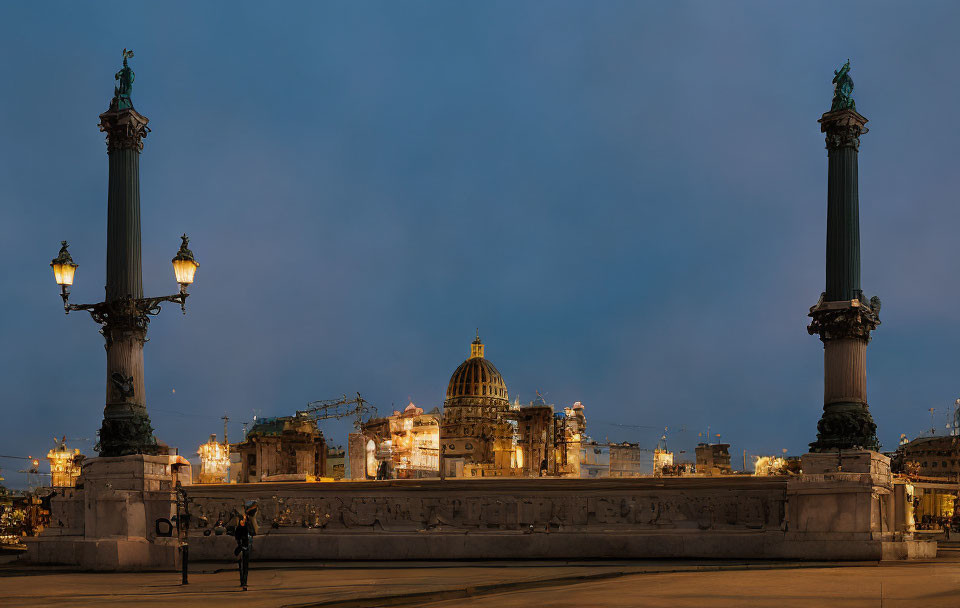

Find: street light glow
[172,233,199,289]
[50,241,78,287]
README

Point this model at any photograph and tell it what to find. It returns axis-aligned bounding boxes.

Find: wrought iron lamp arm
[64,292,190,320]
[140,292,190,315]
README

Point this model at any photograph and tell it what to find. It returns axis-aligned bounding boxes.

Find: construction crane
[0,454,34,486]
[297,393,377,431]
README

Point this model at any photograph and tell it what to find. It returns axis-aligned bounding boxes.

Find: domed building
[441,332,517,477]
[445,333,510,413]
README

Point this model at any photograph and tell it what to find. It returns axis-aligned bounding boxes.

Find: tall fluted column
[96,99,156,457]
[807,104,880,452]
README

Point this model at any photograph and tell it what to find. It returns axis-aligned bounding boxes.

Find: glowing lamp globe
[50,241,78,287]
[172,234,199,289]
[172,257,198,285]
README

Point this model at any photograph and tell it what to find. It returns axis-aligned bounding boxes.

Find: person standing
[234,501,257,591]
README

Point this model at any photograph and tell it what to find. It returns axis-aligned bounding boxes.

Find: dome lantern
[470,328,484,359]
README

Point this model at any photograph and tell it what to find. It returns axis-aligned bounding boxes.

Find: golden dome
[444,333,509,408]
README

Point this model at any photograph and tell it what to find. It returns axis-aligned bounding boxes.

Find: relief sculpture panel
[182,482,786,538]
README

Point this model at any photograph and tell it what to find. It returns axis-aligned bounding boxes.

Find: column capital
[98,107,150,153]
[819,108,868,151]
[807,299,880,342]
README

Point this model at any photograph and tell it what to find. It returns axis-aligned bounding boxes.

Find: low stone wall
[177,477,922,561]
[30,459,936,568]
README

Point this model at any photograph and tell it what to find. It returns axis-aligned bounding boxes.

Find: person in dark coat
[233,501,258,590]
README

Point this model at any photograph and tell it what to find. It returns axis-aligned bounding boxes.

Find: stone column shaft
[96,106,155,457]
[823,338,866,404]
[106,148,143,301]
[808,108,879,452]
[825,145,861,302]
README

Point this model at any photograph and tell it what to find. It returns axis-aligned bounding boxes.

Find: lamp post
[50,50,199,457]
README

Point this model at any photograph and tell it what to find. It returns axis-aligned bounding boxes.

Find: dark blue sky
[2,2,959,485]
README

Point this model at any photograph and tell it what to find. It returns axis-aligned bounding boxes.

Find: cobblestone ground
[1,548,958,608]
[421,561,960,608]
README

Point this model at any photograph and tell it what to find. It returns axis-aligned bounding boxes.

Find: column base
[809,401,879,452]
[97,410,159,457]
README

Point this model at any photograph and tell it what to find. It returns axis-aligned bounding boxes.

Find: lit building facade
[514,396,586,477]
[358,402,440,479]
[233,413,327,482]
[895,435,960,479]
[653,449,675,475]
[695,443,732,475]
[46,438,84,488]
[197,433,230,484]
[609,443,649,477]
[893,436,960,530]
[559,402,586,477]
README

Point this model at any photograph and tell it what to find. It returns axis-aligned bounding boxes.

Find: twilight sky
[2,2,959,486]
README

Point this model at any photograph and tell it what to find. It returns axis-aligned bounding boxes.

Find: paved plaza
[1,546,959,608]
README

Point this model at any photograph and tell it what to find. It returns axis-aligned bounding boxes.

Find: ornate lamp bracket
[67,292,190,335]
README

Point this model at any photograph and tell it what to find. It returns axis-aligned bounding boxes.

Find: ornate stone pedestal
[785,451,932,560]
[26,455,186,570]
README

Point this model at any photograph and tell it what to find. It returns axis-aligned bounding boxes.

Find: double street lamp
[49,234,199,458]
[51,235,199,315]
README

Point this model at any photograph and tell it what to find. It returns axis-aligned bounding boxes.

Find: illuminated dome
[444,332,509,408]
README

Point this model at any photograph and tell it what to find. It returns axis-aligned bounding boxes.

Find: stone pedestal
[790,452,891,540]
[25,454,184,570]
[785,451,930,559]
